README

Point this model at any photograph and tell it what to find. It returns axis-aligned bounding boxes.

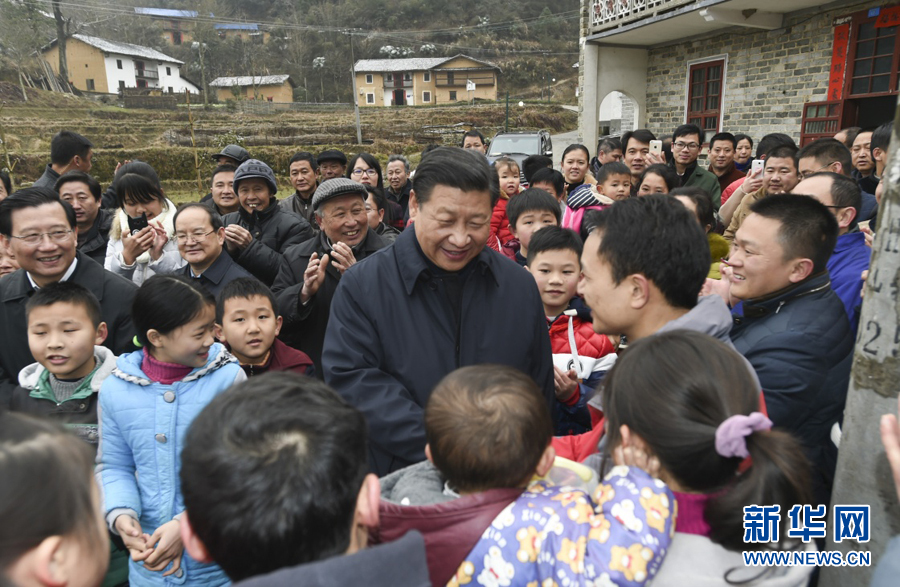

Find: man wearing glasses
[174,203,254,297]
[796,138,878,224]
[668,124,722,210]
[0,187,137,401]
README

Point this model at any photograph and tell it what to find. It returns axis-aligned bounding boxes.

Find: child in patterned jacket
[425,364,675,587]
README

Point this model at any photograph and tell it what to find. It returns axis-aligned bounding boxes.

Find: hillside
[0,83,578,201]
[0,0,581,104]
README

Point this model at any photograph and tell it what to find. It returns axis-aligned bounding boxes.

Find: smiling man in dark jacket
[727,194,853,505]
[223,159,314,286]
[272,179,387,374]
[322,147,554,476]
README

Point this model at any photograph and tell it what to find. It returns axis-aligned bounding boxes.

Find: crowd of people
[0,119,897,587]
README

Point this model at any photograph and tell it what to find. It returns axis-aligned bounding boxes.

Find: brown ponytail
[602,329,813,552]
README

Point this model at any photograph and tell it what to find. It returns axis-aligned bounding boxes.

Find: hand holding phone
[751,159,764,175]
[127,212,149,235]
[649,140,663,156]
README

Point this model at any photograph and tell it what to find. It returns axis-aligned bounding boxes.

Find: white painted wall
[581,44,649,151]
[599,91,624,120]
[103,55,137,91]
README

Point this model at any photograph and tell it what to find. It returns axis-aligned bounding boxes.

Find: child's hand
[613,443,661,479]
[553,366,579,403]
[114,515,153,561]
[148,221,168,261]
[121,227,154,265]
[143,519,184,575]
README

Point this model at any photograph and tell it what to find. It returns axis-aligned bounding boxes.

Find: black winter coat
[272,230,387,375]
[731,272,853,504]
[0,252,137,405]
[78,208,113,266]
[322,226,555,476]
[222,199,314,286]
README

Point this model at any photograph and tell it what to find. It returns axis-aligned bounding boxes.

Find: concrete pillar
[579,41,600,157]
[596,46,648,130]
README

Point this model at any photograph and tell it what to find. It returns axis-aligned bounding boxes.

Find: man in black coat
[55,171,111,266]
[222,159,315,286]
[322,147,554,476]
[272,179,387,374]
[0,188,137,404]
[727,194,853,505]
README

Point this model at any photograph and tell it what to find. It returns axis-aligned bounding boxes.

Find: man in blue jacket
[322,147,555,476]
[727,194,853,505]
[793,172,870,335]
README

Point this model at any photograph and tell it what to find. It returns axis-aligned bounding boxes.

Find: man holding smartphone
[668,124,722,211]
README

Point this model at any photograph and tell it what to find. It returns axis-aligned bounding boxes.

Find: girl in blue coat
[97,275,246,587]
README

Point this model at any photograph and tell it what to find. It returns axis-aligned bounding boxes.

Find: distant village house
[134,7,197,45]
[41,34,199,95]
[354,54,501,106]
[209,75,295,102]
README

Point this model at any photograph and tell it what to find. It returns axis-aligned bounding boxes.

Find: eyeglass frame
[9,229,74,246]
[174,229,217,244]
[351,168,379,177]
[673,141,700,151]
[798,162,838,180]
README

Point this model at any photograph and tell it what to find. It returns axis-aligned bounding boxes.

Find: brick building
[354,55,500,107]
[578,0,899,152]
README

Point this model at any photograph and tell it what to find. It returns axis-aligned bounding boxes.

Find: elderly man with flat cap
[272,178,387,375]
[317,149,348,181]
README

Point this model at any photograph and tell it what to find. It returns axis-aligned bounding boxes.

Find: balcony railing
[384,79,413,88]
[590,0,692,31]
[136,68,159,80]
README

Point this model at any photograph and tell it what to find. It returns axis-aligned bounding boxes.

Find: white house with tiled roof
[42,34,199,94]
[354,54,500,106]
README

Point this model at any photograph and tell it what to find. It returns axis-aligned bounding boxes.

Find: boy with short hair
[377,365,674,587]
[563,161,632,239]
[215,278,314,378]
[526,226,617,435]
[11,281,114,448]
[504,188,561,266]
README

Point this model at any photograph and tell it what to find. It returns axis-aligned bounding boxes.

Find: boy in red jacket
[215,278,314,377]
[526,226,617,435]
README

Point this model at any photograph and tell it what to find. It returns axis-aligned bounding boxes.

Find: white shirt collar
[27,257,78,290]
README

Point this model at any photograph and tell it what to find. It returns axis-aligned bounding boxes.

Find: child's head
[526,227,582,316]
[530,167,566,202]
[670,186,715,234]
[180,372,372,581]
[114,172,169,222]
[602,330,812,551]
[636,164,679,196]
[215,278,282,365]
[493,157,521,199]
[133,275,216,368]
[522,154,553,184]
[425,365,554,493]
[506,188,561,255]
[26,282,107,380]
[0,412,109,586]
[595,161,633,201]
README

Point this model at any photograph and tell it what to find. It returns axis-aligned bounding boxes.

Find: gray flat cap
[312,178,368,212]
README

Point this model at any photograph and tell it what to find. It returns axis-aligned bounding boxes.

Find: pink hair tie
[715,412,773,459]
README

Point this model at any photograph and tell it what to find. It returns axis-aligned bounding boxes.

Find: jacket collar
[112,343,236,386]
[191,248,235,284]
[738,272,832,318]
[78,209,112,247]
[395,224,499,296]
[20,346,118,398]
[237,198,280,226]
[1,251,102,303]
[670,158,698,180]
[834,231,866,253]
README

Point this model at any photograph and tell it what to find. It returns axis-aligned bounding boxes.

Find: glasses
[673,142,700,151]
[10,230,74,246]
[798,162,837,180]
[351,168,378,177]
[175,229,216,244]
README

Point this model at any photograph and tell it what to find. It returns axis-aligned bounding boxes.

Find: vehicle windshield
[488,135,540,156]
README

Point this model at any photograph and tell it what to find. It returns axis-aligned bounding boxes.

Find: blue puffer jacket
[96,343,246,587]
[731,272,853,505]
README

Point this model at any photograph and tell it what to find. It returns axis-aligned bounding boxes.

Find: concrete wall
[103,54,136,92]
[356,61,498,106]
[215,82,293,103]
[43,38,109,93]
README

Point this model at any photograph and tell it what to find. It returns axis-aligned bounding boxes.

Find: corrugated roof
[134,7,198,18]
[209,75,292,87]
[214,23,259,30]
[355,54,501,73]
[56,34,184,64]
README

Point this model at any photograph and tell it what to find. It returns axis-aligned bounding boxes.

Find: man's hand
[121,226,154,266]
[882,396,900,504]
[114,515,152,562]
[740,168,764,196]
[553,366,579,403]
[143,519,183,575]
[300,252,329,304]
[645,151,665,166]
[330,242,357,274]
[224,225,253,251]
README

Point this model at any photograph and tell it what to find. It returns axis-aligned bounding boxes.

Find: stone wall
[644,1,884,143]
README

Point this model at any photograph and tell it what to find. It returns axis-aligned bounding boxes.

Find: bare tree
[52,0,69,84]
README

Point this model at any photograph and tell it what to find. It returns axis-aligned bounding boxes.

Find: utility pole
[820,103,900,585]
[348,30,362,145]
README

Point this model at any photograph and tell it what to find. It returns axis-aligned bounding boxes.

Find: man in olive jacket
[322,148,555,476]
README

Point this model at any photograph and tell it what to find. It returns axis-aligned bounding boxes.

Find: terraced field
[0,83,577,203]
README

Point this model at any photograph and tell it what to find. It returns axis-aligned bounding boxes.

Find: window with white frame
[366,74,373,84]
[366,93,375,104]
